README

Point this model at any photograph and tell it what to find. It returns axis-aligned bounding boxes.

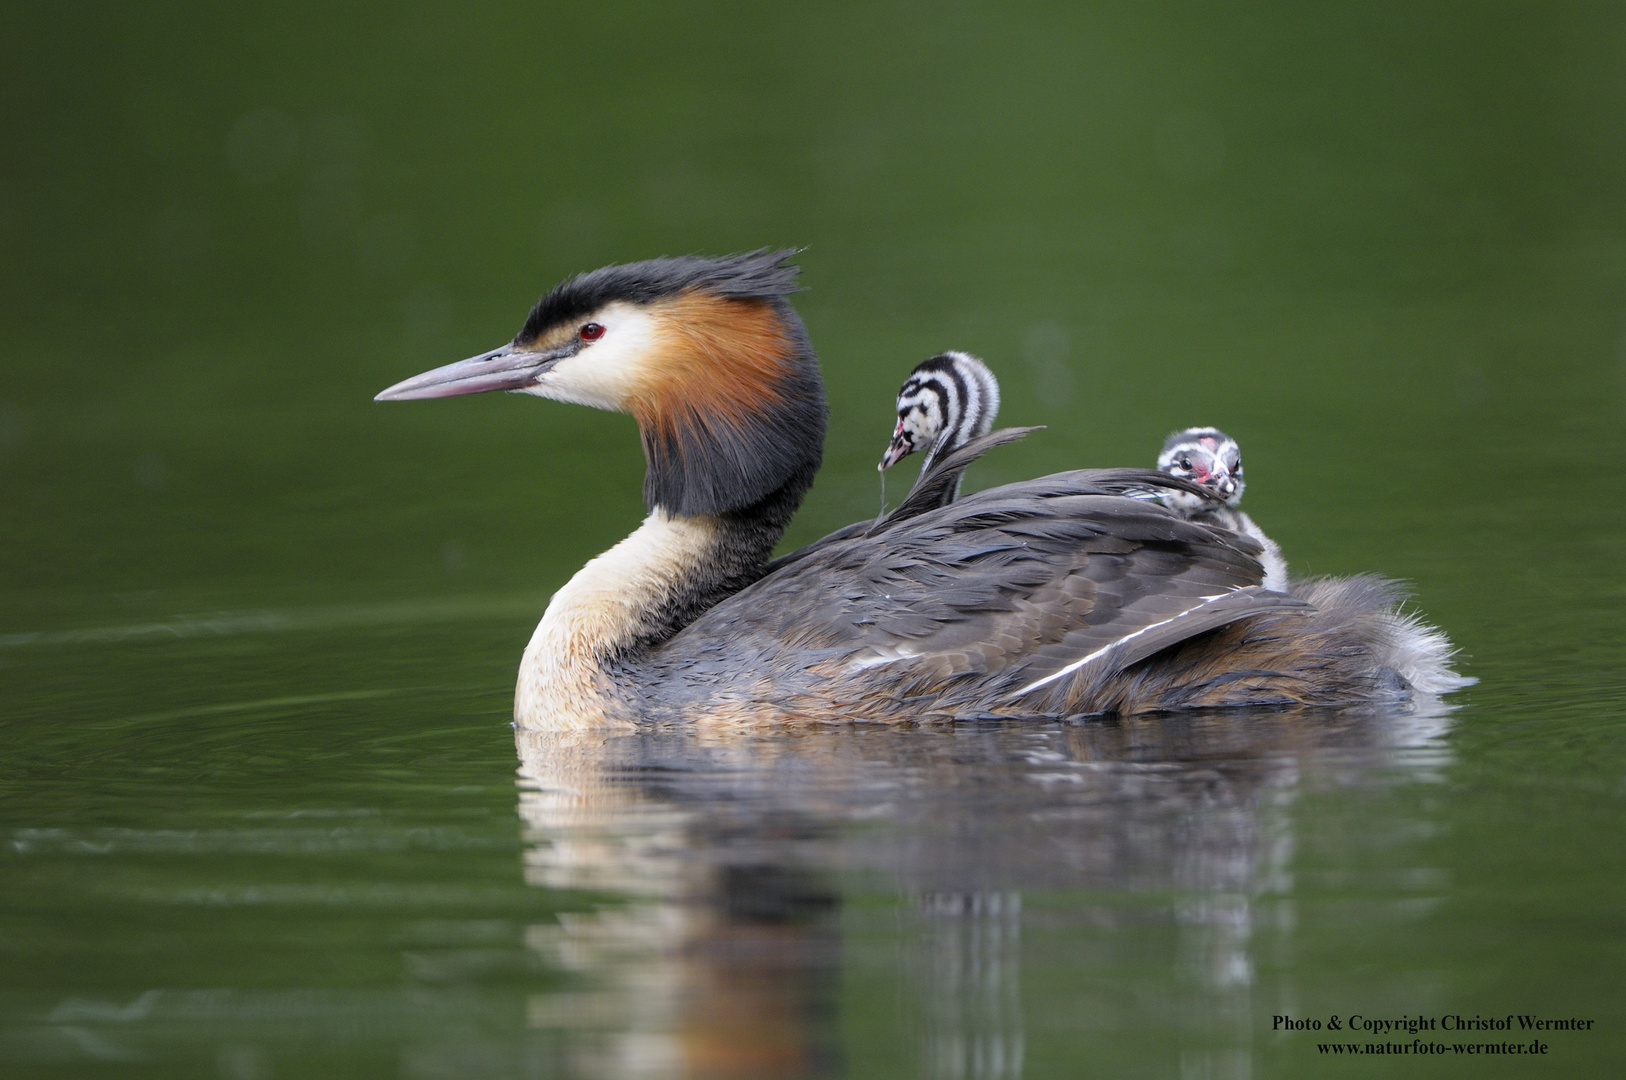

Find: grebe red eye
[579,322,605,341]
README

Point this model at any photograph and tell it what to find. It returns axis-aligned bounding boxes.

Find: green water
[3,3,1625,1076]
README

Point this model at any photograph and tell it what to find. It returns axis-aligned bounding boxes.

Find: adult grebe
[376,251,1466,728]
[1157,427,1289,592]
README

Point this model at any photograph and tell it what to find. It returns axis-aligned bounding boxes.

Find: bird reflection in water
[515,700,1453,1079]
[917,891,1023,1080]
[517,728,843,1079]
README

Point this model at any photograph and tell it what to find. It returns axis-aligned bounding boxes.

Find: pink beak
[878,420,914,471]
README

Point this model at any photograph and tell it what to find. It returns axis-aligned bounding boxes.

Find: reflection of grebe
[376,250,1467,729]
[918,891,1023,1080]
[517,729,843,1079]
[514,705,1456,1078]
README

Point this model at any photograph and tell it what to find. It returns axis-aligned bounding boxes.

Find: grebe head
[376,250,826,518]
[1157,427,1245,511]
[879,351,1000,473]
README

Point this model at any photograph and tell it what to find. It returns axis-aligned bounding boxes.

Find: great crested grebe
[1157,427,1288,592]
[376,250,1467,728]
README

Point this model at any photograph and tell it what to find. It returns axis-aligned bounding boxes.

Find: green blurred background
[6,2,1623,635]
[3,2,1626,1077]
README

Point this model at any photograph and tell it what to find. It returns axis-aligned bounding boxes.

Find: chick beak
[1215,474,1237,499]
[374,343,565,402]
[878,422,914,471]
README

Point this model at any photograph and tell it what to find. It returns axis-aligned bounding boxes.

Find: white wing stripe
[1008,593,1232,698]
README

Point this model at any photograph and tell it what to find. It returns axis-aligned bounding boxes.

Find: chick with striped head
[879,351,1000,508]
[1157,426,1288,592]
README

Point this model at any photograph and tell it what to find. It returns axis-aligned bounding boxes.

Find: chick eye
[1178,457,1192,470]
[579,322,605,341]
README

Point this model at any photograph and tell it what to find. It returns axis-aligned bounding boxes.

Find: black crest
[516,248,805,344]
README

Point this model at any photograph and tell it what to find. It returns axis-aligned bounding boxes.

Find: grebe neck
[515,462,814,728]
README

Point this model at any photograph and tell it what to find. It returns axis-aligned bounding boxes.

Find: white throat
[515,510,720,730]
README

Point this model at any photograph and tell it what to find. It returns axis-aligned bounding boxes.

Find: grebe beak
[878,422,914,471]
[374,343,567,401]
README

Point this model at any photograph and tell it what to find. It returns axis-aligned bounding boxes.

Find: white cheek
[523,302,658,413]
[916,403,946,441]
